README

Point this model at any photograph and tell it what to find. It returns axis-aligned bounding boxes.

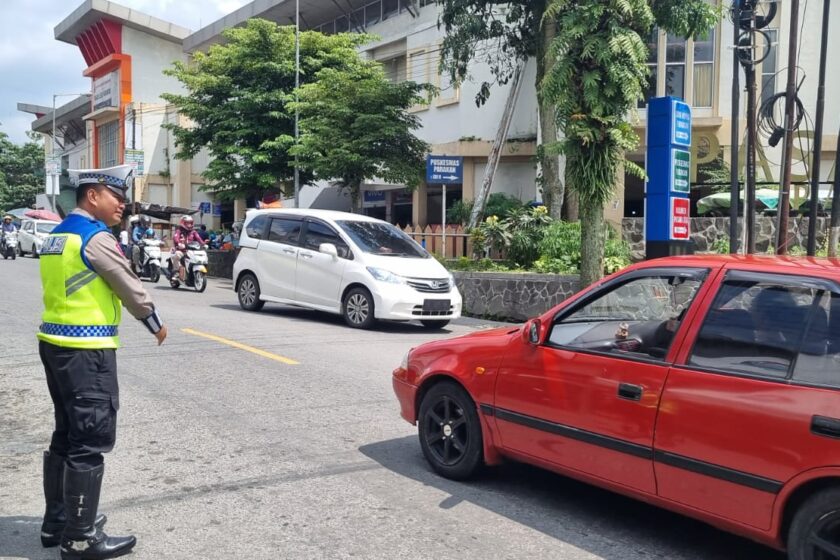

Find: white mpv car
[232,209,462,329]
[18,219,60,257]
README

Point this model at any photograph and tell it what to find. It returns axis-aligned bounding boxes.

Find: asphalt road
[0,255,784,559]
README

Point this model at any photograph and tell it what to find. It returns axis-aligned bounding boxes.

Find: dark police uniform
[38,165,164,559]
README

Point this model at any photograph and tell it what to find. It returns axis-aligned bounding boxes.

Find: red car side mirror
[522,318,542,345]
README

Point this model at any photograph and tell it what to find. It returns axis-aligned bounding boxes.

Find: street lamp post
[50,93,88,212]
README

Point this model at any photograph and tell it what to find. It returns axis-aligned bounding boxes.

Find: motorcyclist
[131,216,151,272]
[1,215,17,251]
[171,215,203,282]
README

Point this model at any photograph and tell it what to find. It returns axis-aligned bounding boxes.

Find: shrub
[447,193,525,225]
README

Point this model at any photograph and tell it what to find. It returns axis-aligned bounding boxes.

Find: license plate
[423,299,450,313]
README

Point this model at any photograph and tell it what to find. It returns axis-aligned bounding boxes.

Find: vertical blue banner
[646,97,692,242]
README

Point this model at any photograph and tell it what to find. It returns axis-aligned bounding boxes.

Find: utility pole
[744,15,758,254]
[467,60,525,229]
[293,0,300,208]
[729,0,742,253]
[806,0,830,255]
[776,0,801,255]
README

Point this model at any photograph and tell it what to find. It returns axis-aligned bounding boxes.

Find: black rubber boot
[60,464,135,560]
[41,451,107,548]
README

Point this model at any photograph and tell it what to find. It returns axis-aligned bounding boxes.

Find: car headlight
[399,349,412,370]
[367,266,406,285]
[448,272,456,288]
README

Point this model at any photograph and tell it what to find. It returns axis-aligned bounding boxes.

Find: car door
[655,269,840,530]
[257,215,302,300]
[493,267,710,494]
[294,219,352,311]
[21,220,33,249]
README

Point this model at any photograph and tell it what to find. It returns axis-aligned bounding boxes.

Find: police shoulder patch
[40,236,67,255]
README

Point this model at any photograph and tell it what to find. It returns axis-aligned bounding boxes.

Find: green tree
[289,64,430,211]
[162,19,375,201]
[542,0,716,286]
[438,0,566,219]
[0,129,44,211]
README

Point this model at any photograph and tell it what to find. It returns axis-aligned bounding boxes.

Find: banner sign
[93,71,119,111]
[426,155,463,184]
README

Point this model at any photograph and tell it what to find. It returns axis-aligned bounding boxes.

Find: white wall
[473,161,538,201]
[122,27,187,103]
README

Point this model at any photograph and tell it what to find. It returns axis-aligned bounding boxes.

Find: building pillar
[462,158,475,202]
[412,182,428,227]
[234,198,247,222]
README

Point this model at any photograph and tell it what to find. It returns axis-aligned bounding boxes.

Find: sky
[0,0,250,145]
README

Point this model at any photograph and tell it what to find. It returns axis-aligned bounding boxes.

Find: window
[303,221,350,258]
[245,215,269,240]
[97,120,119,168]
[350,8,365,31]
[760,28,779,107]
[689,280,819,378]
[665,34,686,99]
[381,56,407,83]
[792,291,840,388]
[639,23,718,108]
[548,272,705,360]
[693,28,715,107]
[383,0,399,20]
[267,217,301,245]
[365,1,381,27]
[408,48,432,109]
[337,220,428,258]
[335,15,349,32]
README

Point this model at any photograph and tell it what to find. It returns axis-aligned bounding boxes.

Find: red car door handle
[618,383,643,401]
[811,416,840,439]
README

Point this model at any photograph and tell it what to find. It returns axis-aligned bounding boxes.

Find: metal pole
[806,0,830,255]
[729,1,742,253]
[829,121,840,257]
[442,184,447,258]
[777,0,801,255]
[745,27,758,254]
[51,94,57,212]
[293,0,300,208]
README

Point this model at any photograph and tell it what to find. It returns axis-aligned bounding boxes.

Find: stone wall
[622,216,830,260]
[207,249,237,279]
[453,271,580,322]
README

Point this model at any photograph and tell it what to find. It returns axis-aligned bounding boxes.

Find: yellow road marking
[181,328,299,365]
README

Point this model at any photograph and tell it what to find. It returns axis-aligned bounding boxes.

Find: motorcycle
[134,238,162,282]
[168,241,208,292]
[1,231,17,260]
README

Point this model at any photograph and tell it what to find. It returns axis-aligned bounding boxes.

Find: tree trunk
[562,179,579,221]
[579,198,605,288]
[536,11,564,219]
[349,183,361,213]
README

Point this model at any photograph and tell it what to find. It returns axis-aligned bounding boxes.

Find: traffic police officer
[37,164,167,560]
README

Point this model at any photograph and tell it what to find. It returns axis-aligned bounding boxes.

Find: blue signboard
[646,97,692,243]
[363,190,386,203]
[198,202,211,214]
[426,155,463,184]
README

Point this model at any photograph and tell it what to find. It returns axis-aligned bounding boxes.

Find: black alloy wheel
[343,287,375,329]
[789,488,840,560]
[237,273,264,311]
[417,381,483,480]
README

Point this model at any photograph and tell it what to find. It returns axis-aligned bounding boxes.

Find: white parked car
[18,219,60,257]
[233,209,462,329]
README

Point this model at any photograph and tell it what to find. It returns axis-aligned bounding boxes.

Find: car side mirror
[319,243,339,258]
[522,318,542,345]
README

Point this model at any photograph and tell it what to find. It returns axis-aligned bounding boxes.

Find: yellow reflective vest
[37,213,121,349]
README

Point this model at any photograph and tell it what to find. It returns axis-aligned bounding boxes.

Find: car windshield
[37,223,57,234]
[336,220,428,258]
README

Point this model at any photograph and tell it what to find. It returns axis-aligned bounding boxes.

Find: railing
[401,224,473,259]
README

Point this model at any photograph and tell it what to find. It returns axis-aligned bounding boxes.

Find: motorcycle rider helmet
[180,215,194,230]
[145,227,154,238]
[139,215,151,228]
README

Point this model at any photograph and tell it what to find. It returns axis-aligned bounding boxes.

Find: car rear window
[245,215,269,239]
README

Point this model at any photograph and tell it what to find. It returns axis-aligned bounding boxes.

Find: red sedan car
[393,255,840,559]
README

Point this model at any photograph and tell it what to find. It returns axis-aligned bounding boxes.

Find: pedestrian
[118,227,129,257]
[197,223,210,243]
[37,164,167,560]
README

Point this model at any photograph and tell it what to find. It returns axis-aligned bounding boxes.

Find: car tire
[17,243,24,257]
[420,320,450,330]
[417,381,483,480]
[32,244,38,258]
[237,273,264,311]
[342,287,375,329]
[788,487,840,560]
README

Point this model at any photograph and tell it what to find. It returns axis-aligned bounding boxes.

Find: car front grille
[406,278,451,293]
[411,305,454,317]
